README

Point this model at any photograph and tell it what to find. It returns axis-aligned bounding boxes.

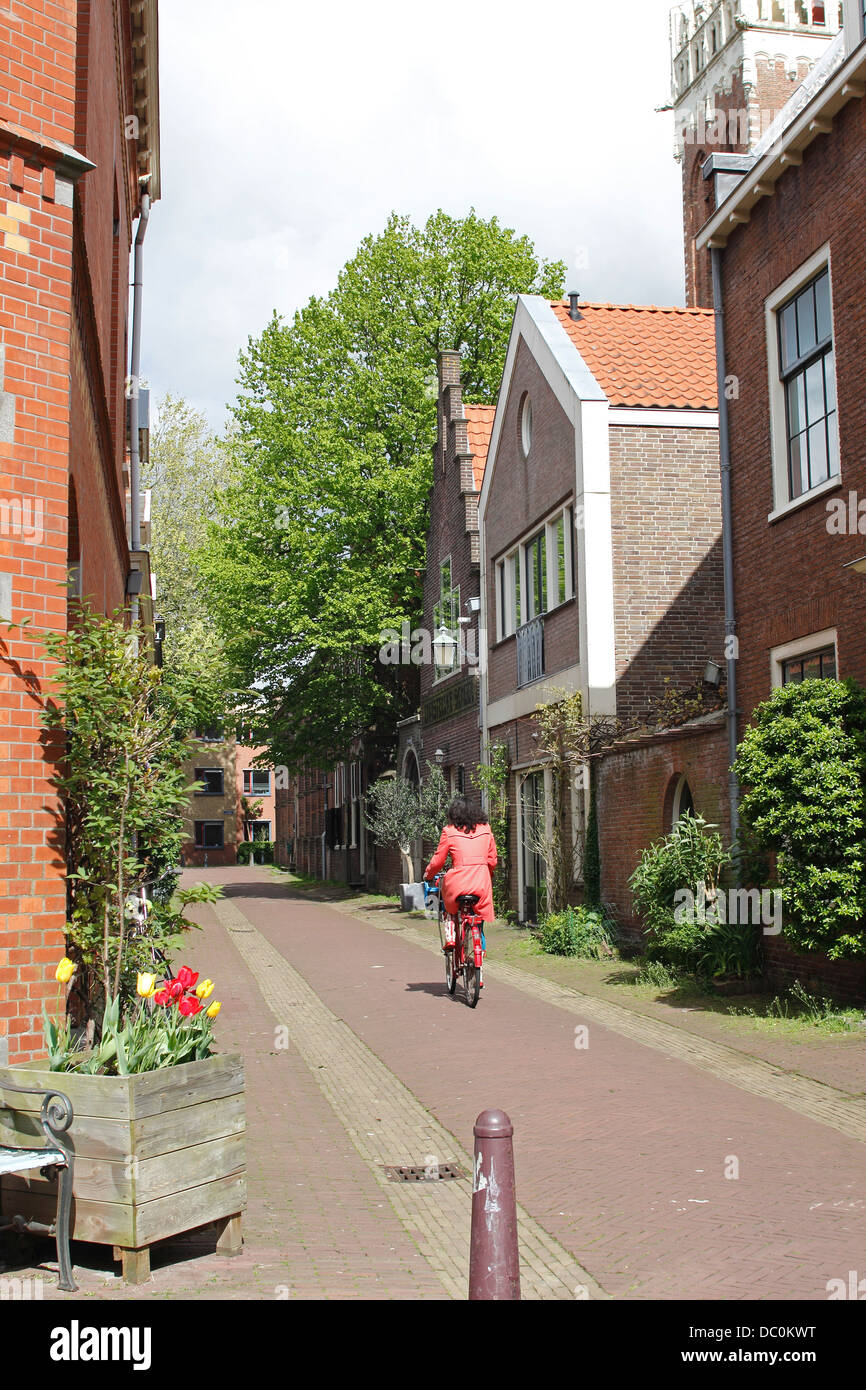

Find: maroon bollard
[468,1108,521,1300]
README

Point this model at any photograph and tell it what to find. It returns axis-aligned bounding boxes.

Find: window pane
[795,283,817,360]
[513,553,521,627]
[556,515,566,605]
[802,655,821,680]
[804,358,825,426]
[787,373,806,434]
[821,649,837,679]
[823,348,837,417]
[780,302,798,372]
[827,411,839,475]
[789,432,805,498]
[807,419,828,486]
[498,562,506,638]
[814,271,832,343]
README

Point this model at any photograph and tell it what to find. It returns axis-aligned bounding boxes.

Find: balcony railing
[517,616,545,688]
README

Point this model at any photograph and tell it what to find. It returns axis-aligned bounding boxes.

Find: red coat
[424,823,497,923]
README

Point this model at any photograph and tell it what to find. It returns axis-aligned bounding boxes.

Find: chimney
[568,290,582,322]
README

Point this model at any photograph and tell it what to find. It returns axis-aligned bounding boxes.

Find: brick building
[416,351,494,802]
[670,0,841,306]
[478,294,725,922]
[0,1,160,1062]
[181,734,276,868]
[694,6,866,995]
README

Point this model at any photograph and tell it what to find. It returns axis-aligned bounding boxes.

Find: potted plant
[0,609,246,1284]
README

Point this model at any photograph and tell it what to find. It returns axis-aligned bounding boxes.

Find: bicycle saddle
[457,893,480,911]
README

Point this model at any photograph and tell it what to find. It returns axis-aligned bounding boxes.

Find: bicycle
[434,876,485,1008]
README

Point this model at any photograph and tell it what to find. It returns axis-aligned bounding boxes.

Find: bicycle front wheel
[463,963,480,1008]
[463,927,480,1007]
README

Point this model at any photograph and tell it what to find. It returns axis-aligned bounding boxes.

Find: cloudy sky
[143,0,686,430]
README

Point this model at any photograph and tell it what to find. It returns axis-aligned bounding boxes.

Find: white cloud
[143,0,684,428]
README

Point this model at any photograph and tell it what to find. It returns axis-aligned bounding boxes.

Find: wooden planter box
[0,1053,246,1283]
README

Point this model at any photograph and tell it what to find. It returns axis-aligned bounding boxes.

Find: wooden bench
[0,1080,77,1292]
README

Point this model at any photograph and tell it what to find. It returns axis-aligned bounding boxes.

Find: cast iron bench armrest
[0,1080,77,1292]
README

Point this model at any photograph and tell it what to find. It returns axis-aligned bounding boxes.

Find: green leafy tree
[143,394,235,720]
[37,609,215,1019]
[198,210,565,769]
[365,761,451,882]
[418,762,450,846]
[734,678,866,959]
[365,775,423,883]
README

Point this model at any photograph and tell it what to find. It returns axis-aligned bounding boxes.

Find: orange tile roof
[464,404,496,489]
[550,301,717,410]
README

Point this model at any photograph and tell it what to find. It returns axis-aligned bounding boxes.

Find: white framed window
[494,503,575,639]
[495,550,522,640]
[770,628,838,688]
[766,247,840,520]
[520,394,533,458]
[433,555,460,682]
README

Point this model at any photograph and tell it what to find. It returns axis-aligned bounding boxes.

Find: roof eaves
[696,37,866,251]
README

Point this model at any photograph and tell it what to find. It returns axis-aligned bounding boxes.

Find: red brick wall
[714,88,866,998]
[720,93,866,724]
[0,1,142,1061]
[595,718,731,937]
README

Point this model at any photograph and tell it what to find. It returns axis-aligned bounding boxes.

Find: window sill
[768,473,842,525]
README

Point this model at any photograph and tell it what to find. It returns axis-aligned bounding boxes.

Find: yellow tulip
[206,1001,221,1019]
[196,978,215,1000]
[55,957,76,984]
[136,972,157,999]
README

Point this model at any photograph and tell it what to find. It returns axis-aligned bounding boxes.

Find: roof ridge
[552,300,714,316]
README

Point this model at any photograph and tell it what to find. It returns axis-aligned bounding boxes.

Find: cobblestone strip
[212,896,606,1301]
[326,901,866,1146]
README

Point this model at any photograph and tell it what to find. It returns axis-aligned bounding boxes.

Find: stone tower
[670,0,841,305]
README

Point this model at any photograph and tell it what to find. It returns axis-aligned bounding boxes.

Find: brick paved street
[7,864,866,1301]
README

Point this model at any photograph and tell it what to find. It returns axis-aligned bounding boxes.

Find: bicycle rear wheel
[463,927,480,1007]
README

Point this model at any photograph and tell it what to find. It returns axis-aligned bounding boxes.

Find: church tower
[670,1,842,306]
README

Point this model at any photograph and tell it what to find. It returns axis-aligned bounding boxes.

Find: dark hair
[448,797,488,833]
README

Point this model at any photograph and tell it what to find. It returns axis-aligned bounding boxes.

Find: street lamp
[433,625,458,672]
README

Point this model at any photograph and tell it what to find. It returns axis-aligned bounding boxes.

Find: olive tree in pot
[366,763,449,909]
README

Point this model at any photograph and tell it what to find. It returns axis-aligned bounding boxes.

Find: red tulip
[153,989,170,1006]
[176,966,199,990]
[178,996,202,1017]
[167,979,185,1001]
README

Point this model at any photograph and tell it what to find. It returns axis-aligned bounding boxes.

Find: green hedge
[237,840,275,865]
[734,677,866,960]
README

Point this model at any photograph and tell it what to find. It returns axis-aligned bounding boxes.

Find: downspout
[710,245,740,861]
[128,193,151,625]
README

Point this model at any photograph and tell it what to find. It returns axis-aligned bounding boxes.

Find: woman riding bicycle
[423,797,497,928]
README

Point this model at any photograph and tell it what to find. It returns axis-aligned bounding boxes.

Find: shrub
[536,905,617,959]
[734,678,866,960]
[237,839,275,865]
[629,813,733,970]
[698,920,761,978]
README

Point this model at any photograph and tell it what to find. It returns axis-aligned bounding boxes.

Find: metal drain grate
[384,1162,465,1183]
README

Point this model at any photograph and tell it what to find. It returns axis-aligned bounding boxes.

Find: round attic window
[520,395,533,457]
